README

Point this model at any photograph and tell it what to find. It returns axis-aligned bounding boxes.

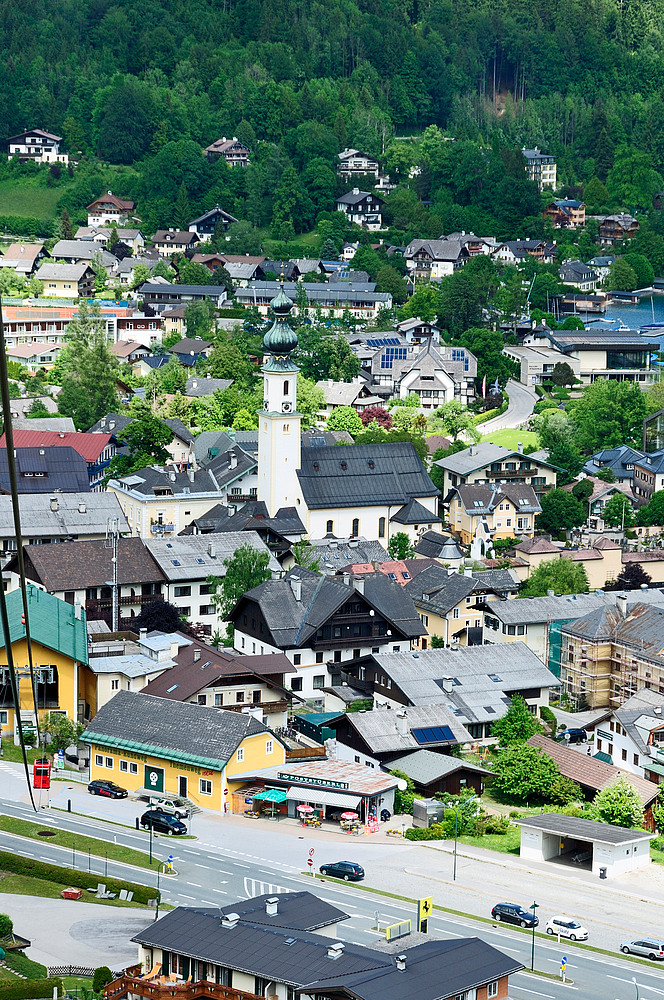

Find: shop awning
[286,788,362,809]
[252,788,288,803]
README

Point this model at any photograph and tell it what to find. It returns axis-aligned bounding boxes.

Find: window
[95,754,103,767]
[236,748,244,763]
[291,677,303,692]
[378,517,385,538]
[235,691,245,703]
[199,604,215,616]
[111,679,119,691]
[354,755,360,763]
[453,608,460,619]
[622,748,627,761]
[180,606,191,616]
[316,651,324,663]
[174,586,191,597]
[198,694,207,706]
[119,760,128,772]
[597,738,602,752]
[199,779,212,796]
[313,675,325,689]
[608,743,613,755]
[129,761,138,774]
[517,625,526,635]
[293,654,301,665]
[634,753,639,766]
[475,619,481,628]
[506,518,512,527]
[421,614,429,627]
[507,625,516,636]
[200,583,212,595]
[333,650,342,663]
[283,380,289,395]
[352,518,359,536]
[105,757,113,769]
[215,693,223,707]
[326,520,334,533]
[488,982,499,999]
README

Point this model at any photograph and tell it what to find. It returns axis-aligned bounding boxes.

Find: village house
[633,449,664,503]
[582,446,645,487]
[0,446,90,495]
[581,688,664,785]
[492,240,556,265]
[4,342,63,372]
[50,239,118,273]
[334,189,384,230]
[559,259,598,291]
[139,282,227,310]
[89,413,194,468]
[151,230,199,255]
[7,128,68,164]
[598,213,639,245]
[35,261,95,299]
[434,442,558,500]
[394,317,441,345]
[504,342,582,388]
[388,339,478,407]
[0,429,115,489]
[0,242,47,274]
[203,136,251,166]
[337,147,380,178]
[449,483,541,547]
[234,280,391,320]
[404,238,469,279]
[75,226,145,254]
[188,205,239,240]
[543,199,586,228]
[86,193,135,227]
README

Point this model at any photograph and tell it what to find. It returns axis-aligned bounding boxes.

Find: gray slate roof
[298,442,438,509]
[110,465,221,497]
[0,492,128,540]
[50,240,117,267]
[145,531,279,582]
[0,447,90,493]
[455,483,541,515]
[515,813,652,845]
[82,689,268,769]
[185,376,233,397]
[332,705,472,752]
[388,749,490,784]
[391,498,442,525]
[414,530,464,562]
[435,442,556,475]
[35,262,93,281]
[89,413,194,445]
[583,445,645,481]
[309,536,390,573]
[614,688,664,757]
[486,588,664,626]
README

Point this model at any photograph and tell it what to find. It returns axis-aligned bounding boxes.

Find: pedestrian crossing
[243,877,292,898]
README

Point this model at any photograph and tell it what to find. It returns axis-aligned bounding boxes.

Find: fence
[385,919,411,941]
[47,968,121,978]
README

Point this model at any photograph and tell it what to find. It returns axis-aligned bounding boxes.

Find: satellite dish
[396,778,408,792]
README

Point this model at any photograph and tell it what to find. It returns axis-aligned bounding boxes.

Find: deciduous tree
[593,776,644,828]
[491,694,543,746]
[520,558,589,597]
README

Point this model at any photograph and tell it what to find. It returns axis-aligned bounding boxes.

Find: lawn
[0,871,145,906]
[0,177,74,219]
[0,739,43,765]
[0,815,157,871]
[480,428,540,450]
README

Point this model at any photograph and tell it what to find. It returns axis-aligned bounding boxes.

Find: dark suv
[319,861,364,881]
[557,728,587,744]
[88,779,128,799]
[140,810,187,836]
[491,902,539,927]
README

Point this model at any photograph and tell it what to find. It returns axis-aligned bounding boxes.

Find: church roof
[297,442,439,510]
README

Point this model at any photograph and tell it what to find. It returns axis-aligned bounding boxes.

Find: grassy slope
[480,428,540,449]
[0,177,74,218]
[0,815,156,870]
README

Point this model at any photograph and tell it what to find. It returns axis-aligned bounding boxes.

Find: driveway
[476,379,537,434]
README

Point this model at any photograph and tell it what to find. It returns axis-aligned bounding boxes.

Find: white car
[545,915,589,941]
[149,795,189,818]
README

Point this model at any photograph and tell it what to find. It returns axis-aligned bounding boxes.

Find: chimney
[78,502,86,514]
[74,599,82,620]
[208,542,216,558]
[221,913,239,930]
[441,677,453,693]
[395,709,408,736]
[109,420,116,431]
[641,583,649,591]
[396,955,407,973]
[265,897,279,916]
[547,589,555,597]
[169,470,176,482]
[188,468,195,483]
[59,431,65,438]
[352,187,360,195]
[464,568,472,578]
[50,497,59,512]
[327,943,345,961]
[193,648,201,663]
[616,593,628,616]
[229,452,238,470]
[469,444,476,456]
[518,441,523,454]
[139,629,148,641]
[354,577,365,595]
[290,576,302,601]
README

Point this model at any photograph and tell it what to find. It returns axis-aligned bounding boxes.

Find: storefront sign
[277,773,349,789]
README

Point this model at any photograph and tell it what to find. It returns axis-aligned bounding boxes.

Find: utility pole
[104,518,119,632]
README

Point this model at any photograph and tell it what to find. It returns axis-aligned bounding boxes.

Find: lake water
[586,293,664,354]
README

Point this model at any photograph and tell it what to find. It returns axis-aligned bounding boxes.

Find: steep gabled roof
[9,536,164,592]
[0,585,88,663]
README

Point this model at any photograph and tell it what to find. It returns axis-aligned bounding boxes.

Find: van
[557,728,587,744]
[620,939,664,960]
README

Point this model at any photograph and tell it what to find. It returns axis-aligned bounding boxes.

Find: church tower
[257,281,302,514]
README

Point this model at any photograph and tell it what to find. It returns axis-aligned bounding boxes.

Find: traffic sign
[417,897,433,933]
[561,957,567,970]
[307,858,313,868]
[223,788,228,796]
[309,848,315,856]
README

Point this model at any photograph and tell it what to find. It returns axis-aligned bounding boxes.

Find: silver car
[150,795,189,818]
[621,939,664,961]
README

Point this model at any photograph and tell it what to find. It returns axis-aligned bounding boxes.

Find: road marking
[179,894,196,900]
[547,959,577,969]
[511,983,554,999]
[211,889,228,894]
[187,882,202,887]
[194,864,209,868]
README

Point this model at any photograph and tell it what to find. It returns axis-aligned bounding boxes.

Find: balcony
[221,698,290,715]
[227,494,257,503]
[150,522,175,535]
[105,969,259,1000]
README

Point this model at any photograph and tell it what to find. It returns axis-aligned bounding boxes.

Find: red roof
[0,430,112,463]
[86,194,134,212]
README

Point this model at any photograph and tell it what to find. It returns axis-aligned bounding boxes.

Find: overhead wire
[0,293,38,810]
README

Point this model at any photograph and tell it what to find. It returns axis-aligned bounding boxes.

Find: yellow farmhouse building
[0,586,91,739]
[82,689,284,811]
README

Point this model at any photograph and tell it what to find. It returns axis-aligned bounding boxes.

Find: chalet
[492,240,556,265]
[34,262,95,299]
[598,213,639,245]
[109,340,151,364]
[190,253,231,274]
[89,412,194,467]
[86,193,135,227]
[7,129,68,164]
[151,230,199,255]
[522,146,556,190]
[388,339,477,408]
[50,240,118,272]
[395,317,441,344]
[203,136,251,167]
[233,280,391,320]
[4,342,63,372]
[404,238,469,279]
[559,259,598,291]
[337,147,380,179]
[543,199,586,228]
[0,243,46,274]
[449,483,541,546]
[335,189,384,230]
[188,205,239,240]
[582,446,644,487]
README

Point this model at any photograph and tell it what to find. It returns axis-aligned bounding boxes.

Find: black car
[557,728,587,744]
[88,779,128,799]
[140,810,187,836]
[491,902,539,927]
[319,861,364,881]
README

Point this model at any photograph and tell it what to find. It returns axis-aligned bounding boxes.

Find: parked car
[545,916,589,941]
[557,728,587,744]
[140,810,187,836]
[88,779,128,799]
[620,939,664,960]
[319,861,364,881]
[149,796,189,818]
[491,902,539,927]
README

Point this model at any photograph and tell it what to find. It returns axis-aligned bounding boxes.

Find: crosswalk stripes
[243,877,292,898]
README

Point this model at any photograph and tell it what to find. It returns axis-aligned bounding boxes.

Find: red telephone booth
[33,758,51,789]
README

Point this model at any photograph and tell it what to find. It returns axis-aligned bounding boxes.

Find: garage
[516,814,654,879]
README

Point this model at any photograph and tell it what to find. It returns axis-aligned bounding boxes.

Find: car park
[140,810,187,836]
[148,796,189,818]
[546,916,589,941]
[620,939,664,960]
[319,861,364,881]
[88,779,128,799]
[491,903,539,927]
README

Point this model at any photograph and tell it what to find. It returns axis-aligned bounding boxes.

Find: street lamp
[632,977,639,1000]
[530,901,539,971]
[452,793,478,882]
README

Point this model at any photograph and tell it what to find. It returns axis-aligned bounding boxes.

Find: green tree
[92,969,114,993]
[604,258,638,291]
[58,300,119,429]
[457,327,517,390]
[184,300,216,340]
[583,177,610,213]
[547,440,583,486]
[551,362,577,387]
[593,776,644,828]
[490,694,543,747]
[174,181,191,230]
[606,562,652,590]
[571,379,646,451]
[132,263,154,289]
[637,490,664,526]
[225,221,264,256]
[158,356,188,394]
[297,375,325,430]
[606,146,664,211]
[106,401,174,478]
[0,913,13,940]
[26,398,50,419]
[376,265,408,304]
[208,543,272,619]
[326,405,363,435]
[435,400,480,443]
[520,558,589,597]
[60,208,74,241]
[601,492,635,528]
[204,340,254,384]
[398,284,442,323]
[388,532,415,560]
[623,253,655,289]
[572,479,594,503]
[320,238,339,259]
[42,712,83,752]
[291,540,321,572]
[295,327,360,381]
[491,745,562,803]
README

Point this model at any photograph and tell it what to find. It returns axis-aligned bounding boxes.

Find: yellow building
[450,484,540,547]
[107,466,225,537]
[0,586,91,739]
[82,689,284,810]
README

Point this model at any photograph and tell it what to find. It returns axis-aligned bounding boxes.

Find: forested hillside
[3,0,664,236]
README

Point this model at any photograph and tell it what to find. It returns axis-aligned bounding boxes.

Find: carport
[516,814,654,878]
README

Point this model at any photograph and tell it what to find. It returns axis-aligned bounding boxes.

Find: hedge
[217,307,246,318]
[0,980,63,999]
[0,850,159,905]
[0,216,55,238]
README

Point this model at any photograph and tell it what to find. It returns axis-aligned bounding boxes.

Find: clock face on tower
[263,399,269,409]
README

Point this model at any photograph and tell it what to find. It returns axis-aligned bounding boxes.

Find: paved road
[1,765,664,1000]
[478,379,537,435]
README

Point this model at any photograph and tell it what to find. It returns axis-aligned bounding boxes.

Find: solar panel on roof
[379,346,408,369]
[367,336,401,347]
[411,725,455,744]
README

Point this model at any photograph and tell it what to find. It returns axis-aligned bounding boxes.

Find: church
[256,284,440,544]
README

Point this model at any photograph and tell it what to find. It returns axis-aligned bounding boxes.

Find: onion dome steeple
[262,273,299,372]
